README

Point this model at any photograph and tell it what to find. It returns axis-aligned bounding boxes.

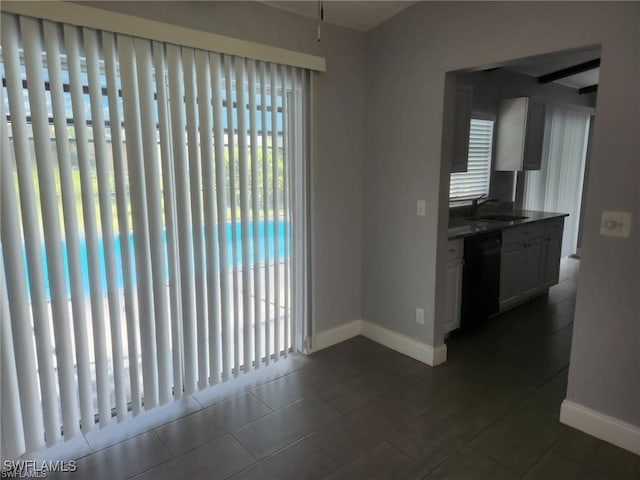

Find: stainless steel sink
[471,214,529,223]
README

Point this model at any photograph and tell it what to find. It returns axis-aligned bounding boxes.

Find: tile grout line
[149,427,175,459]
[245,389,275,414]
[224,435,345,480]
[464,444,521,478]
[223,432,260,479]
[124,430,177,480]
[516,429,570,479]
[459,366,572,477]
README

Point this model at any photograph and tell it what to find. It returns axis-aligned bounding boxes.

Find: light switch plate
[600,211,632,238]
[417,200,426,216]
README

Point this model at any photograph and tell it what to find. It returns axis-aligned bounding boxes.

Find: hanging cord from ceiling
[317,0,324,42]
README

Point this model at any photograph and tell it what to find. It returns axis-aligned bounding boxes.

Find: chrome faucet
[471,195,500,217]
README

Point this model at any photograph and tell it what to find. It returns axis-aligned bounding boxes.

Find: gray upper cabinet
[450,84,473,173]
[495,97,545,171]
[523,102,545,170]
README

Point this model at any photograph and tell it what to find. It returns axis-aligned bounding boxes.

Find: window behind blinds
[0,12,310,459]
[449,118,494,199]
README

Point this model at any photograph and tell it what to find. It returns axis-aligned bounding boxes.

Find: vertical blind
[0,12,310,459]
[523,107,590,257]
[449,118,494,199]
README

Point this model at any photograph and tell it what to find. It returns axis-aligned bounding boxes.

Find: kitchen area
[443,48,597,336]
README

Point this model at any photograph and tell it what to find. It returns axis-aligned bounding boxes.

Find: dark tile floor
[50,258,639,479]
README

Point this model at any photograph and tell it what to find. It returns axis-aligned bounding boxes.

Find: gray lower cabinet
[499,218,564,312]
[499,243,522,310]
[521,237,544,297]
[444,239,464,333]
[542,234,563,288]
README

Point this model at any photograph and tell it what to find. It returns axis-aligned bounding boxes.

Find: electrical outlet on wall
[416,308,425,324]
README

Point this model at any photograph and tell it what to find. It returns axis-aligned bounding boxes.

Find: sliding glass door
[1,12,310,459]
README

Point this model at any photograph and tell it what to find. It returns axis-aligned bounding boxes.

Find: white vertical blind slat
[65,23,112,427]
[236,58,253,372]
[0,82,44,454]
[84,27,128,422]
[21,20,79,434]
[102,31,143,415]
[288,69,307,351]
[259,62,271,366]
[272,65,281,361]
[196,49,223,385]
[224,55,241,377]
[153,40,183,399]
[183,47,209,389]
[43,20,95,433]
[134,37,172,405]
[299,69,312,351]
[167,44,198,394]
[211,53,232,381]
[3,14,61,445]
[117,34,160,410]
[1,255,26,459]
[248,60,263,368]
[282,66,290,358]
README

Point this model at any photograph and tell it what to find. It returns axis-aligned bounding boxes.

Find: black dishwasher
[460,232,501,330]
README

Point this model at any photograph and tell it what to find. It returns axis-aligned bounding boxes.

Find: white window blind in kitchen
[0,12,310,459]
[449,118,494,199]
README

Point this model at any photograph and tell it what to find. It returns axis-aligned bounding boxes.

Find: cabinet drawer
[545,217,565,236]
[502,223,546,246]
[447,239,464,261]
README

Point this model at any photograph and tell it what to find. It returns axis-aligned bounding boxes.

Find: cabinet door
[499,243,522,310]
[521,238,544,297]
[495,97,529,171]
[523,103,545,170]
[444,259,463,333]
[542,234,563,287]
[451,85,473,173]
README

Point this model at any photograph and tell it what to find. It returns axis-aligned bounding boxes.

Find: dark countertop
[448,210,569,240]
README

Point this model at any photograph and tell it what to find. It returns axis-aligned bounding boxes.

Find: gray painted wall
[80,1,366,335]
[457,68,597,202]
[74,0,639,429]
[363,1,639,426]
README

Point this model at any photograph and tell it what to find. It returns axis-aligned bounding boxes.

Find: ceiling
[260,2,599,91]
[501,47,601,90]
[262,1,416,32]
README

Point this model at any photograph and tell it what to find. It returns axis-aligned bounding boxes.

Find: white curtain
[1,12,310,458]
[523,106,591,257]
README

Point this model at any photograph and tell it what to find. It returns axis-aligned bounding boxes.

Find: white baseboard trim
[560,400,640,455]
[360,320,447,366]
[312,320,362,352]
[312,319,447,367]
